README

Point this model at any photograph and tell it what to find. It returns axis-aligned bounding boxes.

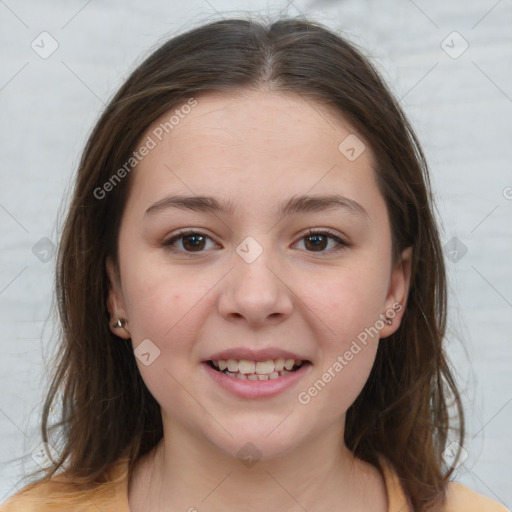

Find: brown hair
[12,14,464,511]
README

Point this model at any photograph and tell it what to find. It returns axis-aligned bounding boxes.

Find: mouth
[205,358,310,381]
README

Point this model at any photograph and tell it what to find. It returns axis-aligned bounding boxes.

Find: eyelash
[162,228,350,255]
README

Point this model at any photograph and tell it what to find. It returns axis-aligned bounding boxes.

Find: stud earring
[379,313,393,326]
[112,318,127,329]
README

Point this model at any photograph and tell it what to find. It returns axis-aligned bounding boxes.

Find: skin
[106,89,412,512]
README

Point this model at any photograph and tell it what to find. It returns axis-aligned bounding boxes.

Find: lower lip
[201,362,312,399]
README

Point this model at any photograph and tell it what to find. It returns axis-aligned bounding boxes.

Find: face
[106,89,411,461]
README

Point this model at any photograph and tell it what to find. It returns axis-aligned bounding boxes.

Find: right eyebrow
[144,195,237,217]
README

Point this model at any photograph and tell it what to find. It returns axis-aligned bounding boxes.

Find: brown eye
[181,234,206,251]
[296,230,349,254]
[163,230,217,253]
[304,233,329,251]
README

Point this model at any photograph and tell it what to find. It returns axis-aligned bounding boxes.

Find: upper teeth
[212,358,302,374]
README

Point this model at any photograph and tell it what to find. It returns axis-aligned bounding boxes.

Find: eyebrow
[144,193,369,219]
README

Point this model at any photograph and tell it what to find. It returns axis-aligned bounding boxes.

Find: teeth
[210,358,305,380]
[238,360,256,374]
[255,360,274,374]
[274,359,285,371]
[213,358,303,375]
[227,359,239,372]
[284,359,295,370]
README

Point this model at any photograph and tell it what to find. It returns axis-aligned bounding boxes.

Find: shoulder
[444,481,510,512]
[0,458,131,512]
[377,455,509,512]
[0,475,74,512]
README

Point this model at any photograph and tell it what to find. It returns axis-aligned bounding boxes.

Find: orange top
[1,456,509,511]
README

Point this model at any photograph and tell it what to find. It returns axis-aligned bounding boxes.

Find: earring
[112,318,127,329]
[379,313,393,326]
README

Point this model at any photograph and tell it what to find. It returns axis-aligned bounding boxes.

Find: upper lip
[205,348,310,363]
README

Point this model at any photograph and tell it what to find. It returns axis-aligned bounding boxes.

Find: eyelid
[302,228,350,244]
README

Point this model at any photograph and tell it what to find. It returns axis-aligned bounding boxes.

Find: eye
[294,229,350,253]
[162,229,350,255]
[162,230,219,253]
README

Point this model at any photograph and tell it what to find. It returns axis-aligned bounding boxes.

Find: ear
[106,256,131,339]
[380,246,413,339]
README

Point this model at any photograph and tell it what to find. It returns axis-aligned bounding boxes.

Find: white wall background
[1,0,511,508]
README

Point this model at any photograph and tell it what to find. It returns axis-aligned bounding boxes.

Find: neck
[128,418,387,512]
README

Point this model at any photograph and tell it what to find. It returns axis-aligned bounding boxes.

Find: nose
[217,246,293,328]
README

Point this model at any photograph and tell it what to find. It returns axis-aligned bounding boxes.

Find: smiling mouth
[206,359,310,380]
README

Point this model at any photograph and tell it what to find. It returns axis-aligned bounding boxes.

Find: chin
[203,422,303,463]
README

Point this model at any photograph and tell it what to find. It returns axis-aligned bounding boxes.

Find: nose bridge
[218,234,293,325]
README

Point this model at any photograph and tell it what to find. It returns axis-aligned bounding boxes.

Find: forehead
[125,89,381,219]
[144,89,362,155]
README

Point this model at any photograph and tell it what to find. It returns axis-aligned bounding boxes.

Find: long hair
[12,15,464,511]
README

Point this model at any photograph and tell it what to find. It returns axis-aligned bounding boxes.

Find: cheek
[122,256,213,344]
[304,342,378,427]
[300,264,389,341]
[122,269,214,420]
[293,267,385,415]
[298,305,380,422]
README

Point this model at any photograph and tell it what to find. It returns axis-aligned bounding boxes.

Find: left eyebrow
[144,193,369,219]
[281,193,369,218]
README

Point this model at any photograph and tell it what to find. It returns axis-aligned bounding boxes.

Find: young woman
[1,15,509,512]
